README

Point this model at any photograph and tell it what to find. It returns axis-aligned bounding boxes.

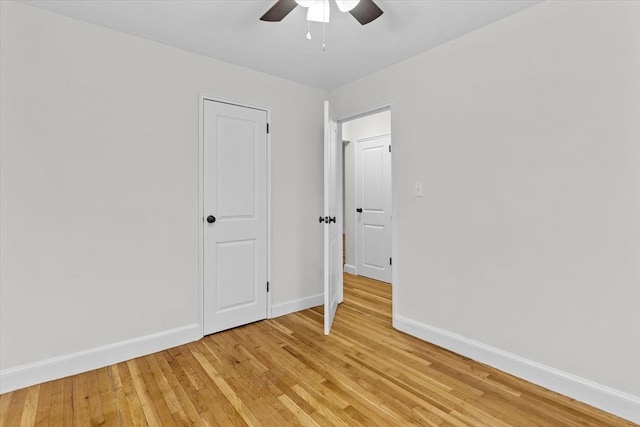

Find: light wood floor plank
[72,373,91,426]
[85,369,106,426]
[33,382,52,426]
[43,376,65,427]
[18,385,39,427]
[95,366,119,426]
[1,273,635,426]
[117,361,149,426]
[4,388,27,426]
[106,363,135,427]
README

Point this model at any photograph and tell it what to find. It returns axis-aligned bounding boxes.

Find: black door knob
[207,215,216,224]
[356,208,363,213]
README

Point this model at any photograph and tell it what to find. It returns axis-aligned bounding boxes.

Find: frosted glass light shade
[335,0,360,12]
[307,0,330,23]
[295,0,316,7]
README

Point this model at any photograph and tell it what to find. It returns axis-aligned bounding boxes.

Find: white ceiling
[23,0,541,90]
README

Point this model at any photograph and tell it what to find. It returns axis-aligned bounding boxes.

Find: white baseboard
[344,264,357,275]
[271,293,323,318]
[0,324,201,394]
[393,315,640,424]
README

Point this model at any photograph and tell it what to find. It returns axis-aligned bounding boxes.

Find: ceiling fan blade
[349,0,383,25]
[260,0,298,22]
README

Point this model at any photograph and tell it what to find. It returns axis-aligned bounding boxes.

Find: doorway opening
[340,108,392,290]
[323,102,393,335]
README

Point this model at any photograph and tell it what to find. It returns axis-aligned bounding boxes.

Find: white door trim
[198,94,272,338]
[336,101,394,124]
[353,134,391,142]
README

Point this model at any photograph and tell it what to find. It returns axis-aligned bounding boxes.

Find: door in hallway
[356,134,391,283]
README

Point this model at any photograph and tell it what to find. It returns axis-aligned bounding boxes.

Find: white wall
[331,0,640,419]
[342,111,391,271]
[342,111,391,142]
[0,0,325,380]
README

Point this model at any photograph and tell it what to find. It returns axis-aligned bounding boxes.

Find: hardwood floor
[1,274,634,426]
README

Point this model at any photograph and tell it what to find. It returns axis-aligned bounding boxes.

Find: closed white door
[324,101,343,335]
[203,100,268,335]
[356,135,392,283]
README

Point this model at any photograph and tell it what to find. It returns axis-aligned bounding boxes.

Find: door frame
[198,94,272,338]
[336,102,395,318]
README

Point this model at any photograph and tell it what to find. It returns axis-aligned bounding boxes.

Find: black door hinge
[267,123,270,134]
[390,257,392,265]
[267,281,270,292]
[388,145,391,153]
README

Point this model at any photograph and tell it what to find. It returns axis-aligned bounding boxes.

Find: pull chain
[306,20,311,40]
[322,0,326,51]
[322,21,326,51]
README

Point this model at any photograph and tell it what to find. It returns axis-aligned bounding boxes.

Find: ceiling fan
[260,0,383,25]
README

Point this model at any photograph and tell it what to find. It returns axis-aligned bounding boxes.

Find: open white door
[323,101,343,335]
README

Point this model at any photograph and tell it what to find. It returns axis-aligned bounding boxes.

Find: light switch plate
[414,181,423,197]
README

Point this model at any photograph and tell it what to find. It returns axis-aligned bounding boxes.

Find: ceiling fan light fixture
[295,0,316,7]
[307,0,330,23]
[335,0,360,13]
